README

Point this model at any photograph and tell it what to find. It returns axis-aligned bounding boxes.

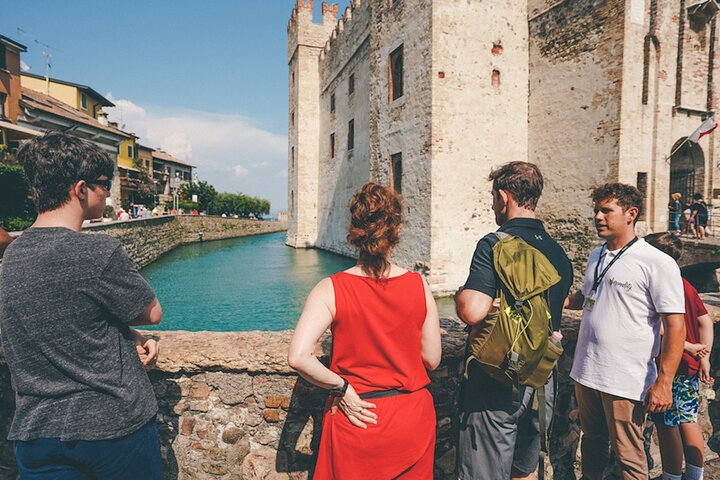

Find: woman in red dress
[288,183,441,479]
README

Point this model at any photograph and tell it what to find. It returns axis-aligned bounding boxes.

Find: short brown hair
[347,183,402,278]
[488,162,544,210]
[644,232,682,261]
[591,183,643,222]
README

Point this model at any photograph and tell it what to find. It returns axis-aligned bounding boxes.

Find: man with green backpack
[456,162,573,480]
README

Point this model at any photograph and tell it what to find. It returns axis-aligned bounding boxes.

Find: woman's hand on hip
[331,384,378,428]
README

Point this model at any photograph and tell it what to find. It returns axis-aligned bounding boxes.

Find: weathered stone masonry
[83,216,287,269]
[289,0,720,295]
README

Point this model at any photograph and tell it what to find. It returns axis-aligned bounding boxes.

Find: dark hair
[693,192,704,201]
[347,183,402,279]
[488,161,544,210]
[644,232,682,261]
[591,183,643,223]
[17,132,115,213]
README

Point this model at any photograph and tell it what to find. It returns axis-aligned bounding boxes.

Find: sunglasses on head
[84,179,112,191]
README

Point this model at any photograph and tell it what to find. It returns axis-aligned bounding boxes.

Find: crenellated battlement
[287,1,339,62]
[319,0,365,63]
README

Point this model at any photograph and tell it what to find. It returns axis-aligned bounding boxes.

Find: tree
[180,181,217,212]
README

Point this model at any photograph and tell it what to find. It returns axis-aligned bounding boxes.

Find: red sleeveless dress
[313,271,436,480]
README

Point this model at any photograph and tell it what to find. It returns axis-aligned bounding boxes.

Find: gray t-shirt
[0,227,158,441]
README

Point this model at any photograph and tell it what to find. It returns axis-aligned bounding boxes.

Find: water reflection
[141,232,354,331]
[141,232,459,332]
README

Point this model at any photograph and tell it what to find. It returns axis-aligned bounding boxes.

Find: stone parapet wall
[1,302,719,479]
[83,216,287,269]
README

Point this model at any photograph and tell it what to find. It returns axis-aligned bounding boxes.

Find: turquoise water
[141,232,355,331]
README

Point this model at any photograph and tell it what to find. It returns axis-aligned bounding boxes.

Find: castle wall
[316,1,373,257]
[428,0,530,294]
[368,0,434,276]
[616,1,719,233]
[287,1,337,248]
[528,0,627,273]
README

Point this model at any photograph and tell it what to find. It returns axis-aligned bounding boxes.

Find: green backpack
[465,232,563,389]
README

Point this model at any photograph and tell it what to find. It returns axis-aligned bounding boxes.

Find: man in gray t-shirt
[0,132,163,478]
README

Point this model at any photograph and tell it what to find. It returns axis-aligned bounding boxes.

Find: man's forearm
[658,313,686,382]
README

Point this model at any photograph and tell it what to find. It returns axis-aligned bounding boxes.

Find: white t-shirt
[570,238,684,401]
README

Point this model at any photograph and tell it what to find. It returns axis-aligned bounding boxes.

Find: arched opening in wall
[669,137,705,205]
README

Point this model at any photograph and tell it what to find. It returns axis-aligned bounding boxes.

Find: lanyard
[591,237,638,294]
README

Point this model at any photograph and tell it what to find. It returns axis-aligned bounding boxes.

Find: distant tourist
[565,183,685,480]
[455,161,573,480]
[152,206,160,216]
[690,193,709,240]
[288,182,441,479]
[0,132,164,479]
[644,232,713,480]
[119,208,131,221]
[0,225,13,260]
[682,202,694,237]
[668,192,682,233]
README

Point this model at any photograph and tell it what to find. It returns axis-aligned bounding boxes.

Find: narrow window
[291,146,295,169]
[347,120,354,151]
[492,70,501,88]
[291,190,294,211]
[330,133,336,158]
[81,93,88,110]
[0,45,6,70]
[291,111,294,126]
[0,92,6,118]
[389,45,404,101]
[127,145,133,158]
[348,73,355,96]
[636,172,648,221]
[330,93,336,113]
[391,153,402,193]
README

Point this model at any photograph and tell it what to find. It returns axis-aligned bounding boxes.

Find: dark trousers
[14,417,161,480]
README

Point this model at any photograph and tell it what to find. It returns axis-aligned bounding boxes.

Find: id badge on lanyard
[583,295,596,311]
[585,237,638,312]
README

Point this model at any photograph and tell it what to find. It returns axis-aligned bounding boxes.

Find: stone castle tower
[288,0,720,293]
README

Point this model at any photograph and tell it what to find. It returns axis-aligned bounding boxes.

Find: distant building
[0,35,42,151]
[18,86,132,206]
[288,0,720,293]
[21,72,115,120]
[150,149,195,206]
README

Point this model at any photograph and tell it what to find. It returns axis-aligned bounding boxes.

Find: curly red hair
[347,183,402,278]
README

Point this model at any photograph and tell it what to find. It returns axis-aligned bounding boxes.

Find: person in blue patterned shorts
[645,232,714,480]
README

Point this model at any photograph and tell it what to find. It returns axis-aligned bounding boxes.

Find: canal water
[141,231,457,331]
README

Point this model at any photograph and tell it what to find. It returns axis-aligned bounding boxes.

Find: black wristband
[329,377,349,398]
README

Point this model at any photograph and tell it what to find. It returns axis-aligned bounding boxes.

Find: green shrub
[2,216,35,232]
[103,205,115,218]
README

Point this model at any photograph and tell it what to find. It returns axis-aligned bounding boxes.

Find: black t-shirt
[463,218,573,331]
[0,227,158,441]
[690,202,708,222]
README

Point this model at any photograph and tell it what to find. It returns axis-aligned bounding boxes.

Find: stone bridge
[680,237,720,292]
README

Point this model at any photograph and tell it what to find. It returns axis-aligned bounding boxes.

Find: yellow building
[21,72,114,120]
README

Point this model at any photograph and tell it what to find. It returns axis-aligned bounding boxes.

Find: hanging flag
[688,116,717,143]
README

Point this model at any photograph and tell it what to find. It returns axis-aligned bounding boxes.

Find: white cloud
[233,165,249,177]
[104,95,288,211]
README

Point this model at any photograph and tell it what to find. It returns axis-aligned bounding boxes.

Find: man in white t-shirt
[566,183,685,480]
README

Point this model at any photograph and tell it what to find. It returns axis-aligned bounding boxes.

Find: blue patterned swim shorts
[651,375,699,427]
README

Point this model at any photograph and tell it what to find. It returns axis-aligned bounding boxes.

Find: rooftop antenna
[42,51,52,94]
[15,27,58,93]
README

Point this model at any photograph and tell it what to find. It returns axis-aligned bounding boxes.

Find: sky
[1,0,351,213]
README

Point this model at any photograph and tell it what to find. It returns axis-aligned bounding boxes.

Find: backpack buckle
[507,351,520,372]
